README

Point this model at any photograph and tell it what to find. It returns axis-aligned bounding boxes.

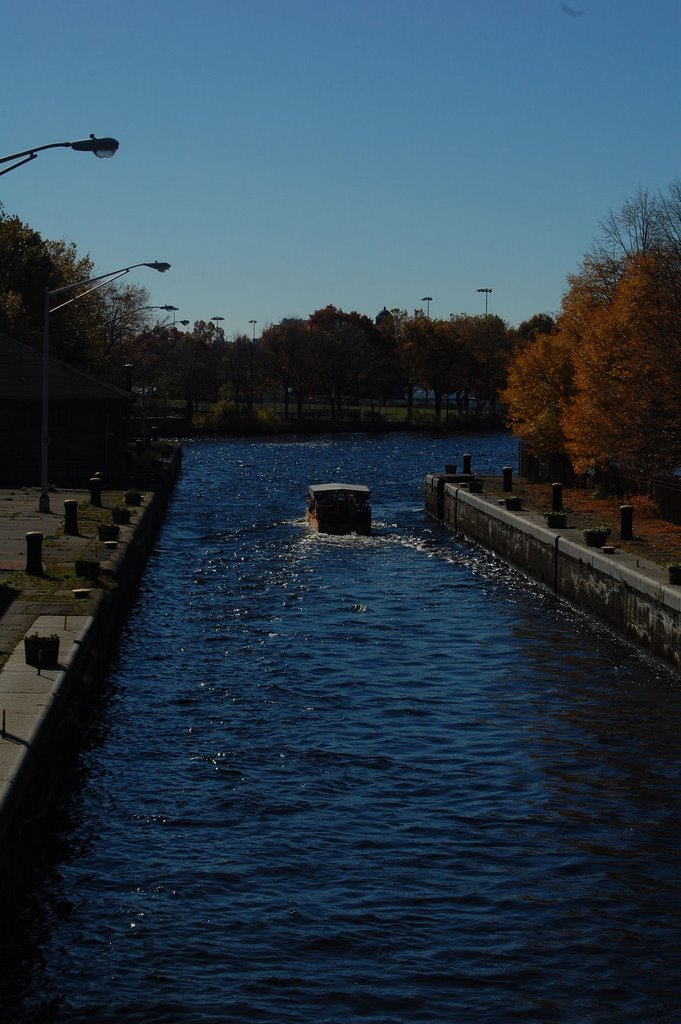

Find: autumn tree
[307,305,376,420]
[0,208,104,367]
[562,250,681,476]
[504,181,681,478]
[501,326,574,455]
[260,318,317,417]
[0,205,155,378]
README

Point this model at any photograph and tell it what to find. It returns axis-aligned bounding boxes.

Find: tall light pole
[249,319,257,340]
[211,316,225,332]
[477,288,492,315]
[421,296,432,318]
[40,261,171,512]
[0,134,119,176]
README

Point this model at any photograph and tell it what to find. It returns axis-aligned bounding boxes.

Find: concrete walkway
[0,487,101,660]
[0,487,115,841]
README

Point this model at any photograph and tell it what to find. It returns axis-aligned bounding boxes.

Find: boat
[305,482,371,536]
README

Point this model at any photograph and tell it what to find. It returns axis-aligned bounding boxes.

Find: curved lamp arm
[49,262,171,311]
[0,134,119,177]
[39,258,170,512]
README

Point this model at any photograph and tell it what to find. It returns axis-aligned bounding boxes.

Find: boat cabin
[306,482,371,536]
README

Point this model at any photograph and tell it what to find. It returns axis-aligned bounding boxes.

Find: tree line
[0,205,525,431]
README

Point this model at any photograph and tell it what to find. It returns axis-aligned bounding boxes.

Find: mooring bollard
[25,531,44,575]
[64,498,79,536]
[552,482,564,512]
[502,467,513,492]
[89,476,102,507]
[462,453,472,475]
[620,504,634,540]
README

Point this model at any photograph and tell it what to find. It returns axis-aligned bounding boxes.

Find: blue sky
[3,0,680,335]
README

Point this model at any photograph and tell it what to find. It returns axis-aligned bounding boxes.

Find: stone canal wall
[425,474,681,671]
[0,448,182,895]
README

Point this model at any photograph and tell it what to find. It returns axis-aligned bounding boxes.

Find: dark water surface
[4,433,681,1023]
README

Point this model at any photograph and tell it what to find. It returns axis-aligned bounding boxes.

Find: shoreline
[426,471,681,672]
[0,445,182,899]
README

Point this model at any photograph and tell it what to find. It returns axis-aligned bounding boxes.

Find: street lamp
[39,260,171,512]
[143,304,187,325]
[211,316,225,328]
[0,134,119,177]
[421,296,432,318]
[249,319,257,340]
[477,288,492,315]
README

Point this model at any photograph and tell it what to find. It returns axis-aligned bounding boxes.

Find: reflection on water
[3,433,681,1024]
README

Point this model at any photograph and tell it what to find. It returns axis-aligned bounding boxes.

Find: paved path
[0,487,97,662]
[0,487,106,836]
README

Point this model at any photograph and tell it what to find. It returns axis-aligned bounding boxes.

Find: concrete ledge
[0,447,182,887]
[0,615,93,845]
[426,474,681,670]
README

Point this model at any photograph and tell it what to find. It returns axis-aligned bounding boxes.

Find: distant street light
[40,260,171,512]
[249,319,257,340]
[421,296,433,318]
[477,288,492,315]
[0,134,119,177]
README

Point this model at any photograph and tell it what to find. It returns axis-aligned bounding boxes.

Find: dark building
[0,333,133,487]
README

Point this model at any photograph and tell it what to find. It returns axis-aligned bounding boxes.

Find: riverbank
[426,469,681,671]
[0,442,182,896]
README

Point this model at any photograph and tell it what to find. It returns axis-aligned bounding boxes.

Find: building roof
[0,333,132,402]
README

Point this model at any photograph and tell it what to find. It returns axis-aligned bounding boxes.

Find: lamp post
[0,134,119,177]
[39,260,171,512]
[249,319,257,341]
[143,305,188,326]
[211,316,225,330]
[421,296,432,318]
[477,288,492,315]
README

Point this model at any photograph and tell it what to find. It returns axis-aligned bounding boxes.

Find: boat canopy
[308,483,371,499]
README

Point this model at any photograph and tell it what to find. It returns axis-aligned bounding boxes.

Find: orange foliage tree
[504,183,681,478]
[562,251,681,476]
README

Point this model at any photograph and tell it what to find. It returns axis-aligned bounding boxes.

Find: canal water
[3,433,681,1023]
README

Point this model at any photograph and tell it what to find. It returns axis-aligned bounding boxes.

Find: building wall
[0,400,130,487]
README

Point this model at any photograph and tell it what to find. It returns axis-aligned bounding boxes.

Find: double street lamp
[477,287,492,315]
[0,134,119,177]
[40,261,171,512]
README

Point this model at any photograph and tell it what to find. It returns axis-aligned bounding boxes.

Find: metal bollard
[89,476,102,507]
[25,531,44,575]
[502,467,513,492]
[551,482,564,512]
[620,504,634,540]
[64,499,79,536]
[462,453,472,475]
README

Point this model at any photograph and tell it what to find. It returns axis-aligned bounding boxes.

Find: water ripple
[4,434,681,1023]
